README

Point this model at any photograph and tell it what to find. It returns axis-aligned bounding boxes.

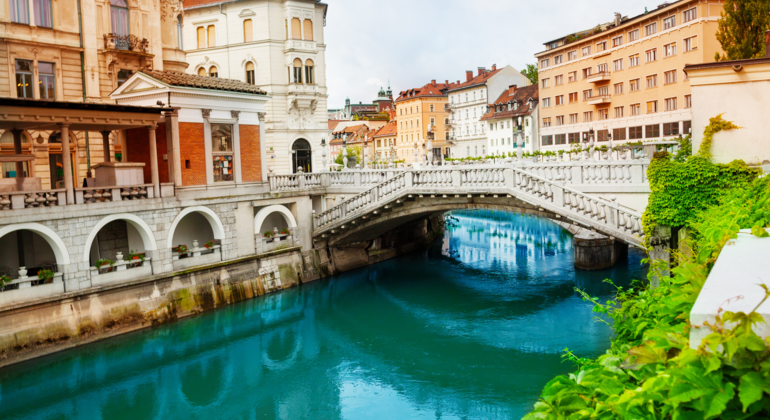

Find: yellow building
[372,120,397,161]
[534,0,725,149]
[395,80,456,162]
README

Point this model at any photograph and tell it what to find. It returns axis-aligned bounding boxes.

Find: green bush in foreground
[524,176,770,420]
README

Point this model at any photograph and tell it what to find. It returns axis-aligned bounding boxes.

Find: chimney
[457,80,460,84]
[445,80,449,85]
[614,12,621,27]
[478,67,486,76]
[491,64,497,71]
[508,85,517,95]
[431,79,436,86]
[766,30,770,58]
[466,71,473,82]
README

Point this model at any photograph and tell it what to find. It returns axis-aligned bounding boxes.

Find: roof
[139,69,266,95]
[373,120,397,138]
[446,68,502,93]
[684,57,770,72]
[0,98,171,114]
[479,85,539,122]
[396,80,457,102]
[184,0,327,11]
[328,119,345,130]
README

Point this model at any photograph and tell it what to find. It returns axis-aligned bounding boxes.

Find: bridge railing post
[553,182,565,207]
[298,174,306,190]
[451,169,462,187]
[405,170,414,188]
[353,172,362,187]
[571,163,583,184]
[503,168,514,187]
[321,172,331,188]
[630,163,643,184]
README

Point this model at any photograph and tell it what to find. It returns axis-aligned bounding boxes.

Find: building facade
[372,119,397,161]
[535,0,725,151]
[395,80,456,162]
[446,65,530,158]
[480,85,540,156]
[182,0,329,175]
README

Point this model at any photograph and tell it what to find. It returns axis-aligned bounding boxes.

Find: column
[258,112,267,181]
[60,124,74,204]
[148,125,160,197]
[165,109,182,187]
[11,129,24,178]
[101,130,111,162]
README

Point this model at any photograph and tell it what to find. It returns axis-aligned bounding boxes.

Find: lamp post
[583,123,595,161]
[342,137,348,171]
[413,138,419,168]
[321,135,327,171]
[426,138,433,166]
[363,134,368,169]
[516,117,524,160]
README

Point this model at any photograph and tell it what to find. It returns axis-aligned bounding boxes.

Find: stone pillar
[60,124,74,204]
[148,125,160,197]
[166,109,183,187]
[648,225,672,288]
[573,230,628,271]
[258,112,267,182]
[101,130,111,163]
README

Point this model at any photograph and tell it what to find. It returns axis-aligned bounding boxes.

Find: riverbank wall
[0,215,443,368]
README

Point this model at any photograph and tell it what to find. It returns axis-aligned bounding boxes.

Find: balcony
[104,33,151,54]
[284,39,317,53]
[586,71,611,83]
[587,94,612,105]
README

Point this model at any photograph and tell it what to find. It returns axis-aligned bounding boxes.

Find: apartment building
[535,0,725,150]
[480,85,540,156]
[372,120,397,161]
[395,80,456,162]
[446,65,529,158]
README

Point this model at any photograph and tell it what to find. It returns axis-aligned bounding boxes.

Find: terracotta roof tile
[396,80,457,102]
[328,119,345,131]
[373,120,397,137]
[139,69,266,95]
[479,85,539,122]
[446,68,502,92]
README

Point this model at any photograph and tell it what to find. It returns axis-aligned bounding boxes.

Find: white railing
[76,184,154,204]
[91,257,152,276]
[1,272,64,291]
[0,189,66,210]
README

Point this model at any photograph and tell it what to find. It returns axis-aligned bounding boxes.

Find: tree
[715,0,770,61]
[521,64,538,85]
[333,145,361,167]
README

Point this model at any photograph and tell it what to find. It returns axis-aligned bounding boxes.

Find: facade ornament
[231,111,240,119]
[160,0,183,21]
[201,109,211,119]
[257,112,266,121]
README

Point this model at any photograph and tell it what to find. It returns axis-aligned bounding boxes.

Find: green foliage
[263,231,274,239]
[715,0,770,61]
[333,145,362,166]
[525,176,770,419]
[0,275,11,288]
[697,114,742,159]
[37,269,55,283]
[127,250,145,262]
[95,258,113,269]
[673,134,693,163]
[175,245,189,254]
[521,64,539,86]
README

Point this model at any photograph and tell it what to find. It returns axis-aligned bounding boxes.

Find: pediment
[239,9,255,17]
[110,72,170,98]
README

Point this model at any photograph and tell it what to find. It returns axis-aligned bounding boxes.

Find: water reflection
[0,211,646,420]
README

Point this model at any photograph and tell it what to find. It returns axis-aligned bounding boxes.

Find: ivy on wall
[696,113,742,159]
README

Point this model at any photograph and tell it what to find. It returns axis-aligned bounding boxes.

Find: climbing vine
[697,113,742,159]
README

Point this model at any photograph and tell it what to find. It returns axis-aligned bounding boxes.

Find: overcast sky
[324,0,657,110]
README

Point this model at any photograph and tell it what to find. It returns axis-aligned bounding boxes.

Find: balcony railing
[587,94,612,105]
[285,39,317,53]
[586,71,611,83]
[104,33,151,54]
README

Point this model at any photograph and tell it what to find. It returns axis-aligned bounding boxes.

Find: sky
[324,0,659,110]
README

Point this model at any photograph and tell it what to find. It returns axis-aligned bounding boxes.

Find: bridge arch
[167,206,225,249]
[0,223,71,268]
[83,214,157,263]
[254,205,297,235]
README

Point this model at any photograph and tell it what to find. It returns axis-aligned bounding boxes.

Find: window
[628,29,639,42]
[556,95,564,105]
[33,0,52,27]
[291,18,301,39]
[597,63,608,73]
[612,35,623,47]
[645,124,660,138]
[583,89,593,101]
[645,22,657,37]
[542,117,552,127]
[663,16,676,30]
[629,54,640,67]
[567,50,577,61]
[555,75,564,85]
[629,126,643,139]
[10,0,29,23]
[597,129,610,142]
[198,67,207,76]
[647,100,658,114]
[683,36,698,52]
[684,94,692,108]
[568,71,577,82]
[630,79,640,92]
[555,134,567,145]
[554,55,563,64]
[582,67,592,79]
[197,27,205,49]
[614,82,624,95]
[303,19,313,41]
[243,19,253,42]
[305,59,314,84]
[568,133,580,143]
[568,92,578,103]
[15,59,33,99]
[663,122,680,136]
[664,42,676,57]
[541,78,549,88]
[665,97,677,111]
[207,25,216,48]
[211,124,234,182]
[583,111,593,122]
[38,61,55,100]
[630,103,641,116]
[596,41,607,52]
[683,120,692,135]
[245,62,255,85]
[430,117,435,127]
[646,48,657,62]
[582,46,592,56]
[610,128,624,140]
[117,68,131,86]
[683,7,697,23]
[556,116,564,125]
[541,135,553,146]
[430,104,434,112]
[569,113,578,124]
[111,0,129,36]
[598,109,609,120]
[540,58,550,69]
[598,86,609,96]
[664,70,677,84]
[614,106,624,118]
[614,58,623,71]
[292,58,302,83]
[209,66,218,78]
[646,74,658,88]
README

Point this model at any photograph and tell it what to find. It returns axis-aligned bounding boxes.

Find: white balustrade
[0,189,66,210]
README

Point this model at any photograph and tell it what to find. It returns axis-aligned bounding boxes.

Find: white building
[480,85,540,156]
[446,65,530,158]
[182,0,329,174]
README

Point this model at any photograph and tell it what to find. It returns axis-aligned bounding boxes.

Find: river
[0,210,647,420]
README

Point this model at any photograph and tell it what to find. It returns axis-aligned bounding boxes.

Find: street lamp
[321,135,327,171]
[516,116,524,160]
[582,123,595,161]
[413,138,419,167]
[342,137,348,171]
[426,138,433,166]
[363,134,368,169]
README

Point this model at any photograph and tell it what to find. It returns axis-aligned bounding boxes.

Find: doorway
[292,139,312,173]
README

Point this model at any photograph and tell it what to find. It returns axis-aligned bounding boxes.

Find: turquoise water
[0,211,647,419]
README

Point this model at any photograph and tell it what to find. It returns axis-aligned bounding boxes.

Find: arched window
[209,66,218,78]
[245,62,255,85]
[303,19,313,41]
[304,59,314,84]
[243,19,253,42]
[197,67,207,76]
[207,25,216,48]
[197,27,205,49]
[291,18,301,40]
[292,58,302,84]
[110,0,129,36]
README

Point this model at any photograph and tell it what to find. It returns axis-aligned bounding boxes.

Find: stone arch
[0,223,70,265]
[254,205,297,235]
[167,206,225,248]
[82,214,157,262]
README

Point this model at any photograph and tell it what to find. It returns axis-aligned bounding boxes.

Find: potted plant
[263,230,275,239]
[279,228,291,236]
[95,259,113,272]
[37,269,55,284]
[204,240,215,249]
[0,275,10,289]
[176,244,189,255]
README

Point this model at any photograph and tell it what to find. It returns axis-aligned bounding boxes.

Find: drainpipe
[77,0,92,179]
[220,4,230,78]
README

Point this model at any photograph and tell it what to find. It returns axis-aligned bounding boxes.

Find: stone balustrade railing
[76,184,155,204]
[0,189,66,211]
